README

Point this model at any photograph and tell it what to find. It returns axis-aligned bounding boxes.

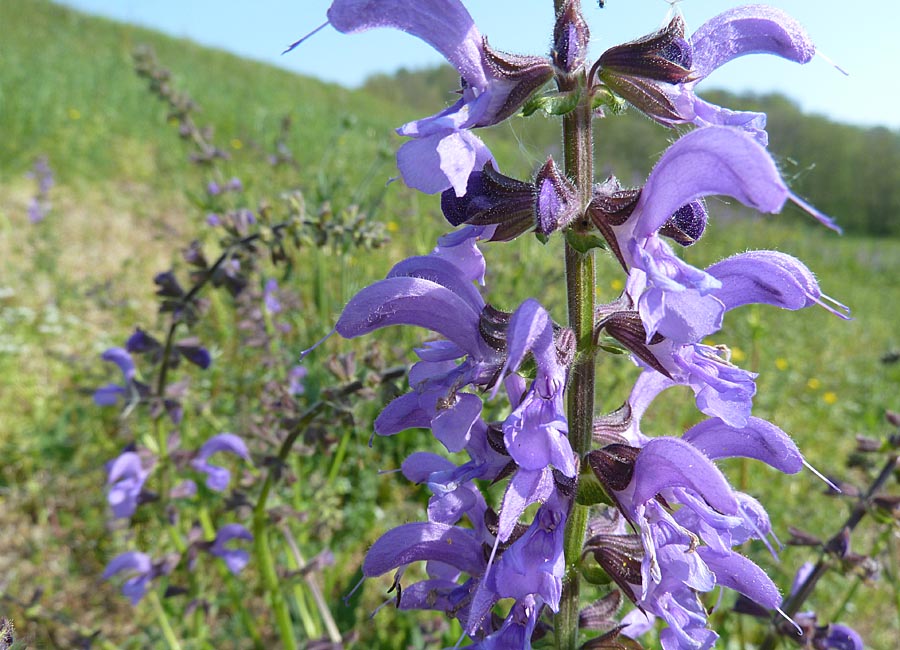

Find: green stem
[148,590,183,650]
[554,1,595,647]
[250,367,405,648]
[252,519,298,650]
[281,524,342,643]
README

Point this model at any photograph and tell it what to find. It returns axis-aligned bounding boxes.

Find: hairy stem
[555,1,595,648]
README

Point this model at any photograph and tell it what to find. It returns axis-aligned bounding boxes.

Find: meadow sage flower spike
[310,2,854,648]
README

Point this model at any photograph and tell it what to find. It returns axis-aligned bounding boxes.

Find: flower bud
[535,158,579,236]
[553,0,591,74]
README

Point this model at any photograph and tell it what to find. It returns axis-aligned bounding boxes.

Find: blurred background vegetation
[1,1,898,648]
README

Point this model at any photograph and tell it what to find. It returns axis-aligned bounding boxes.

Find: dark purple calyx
[586,443,641,493]
[479,304,512,352]
[596,15,693,83]
[593,15,694,122]
[588,176,642,268]
[478,39,554,127]
[441,163,535,241]
[582,532,644,601]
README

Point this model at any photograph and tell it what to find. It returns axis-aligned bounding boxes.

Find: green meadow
[1,1,898,648]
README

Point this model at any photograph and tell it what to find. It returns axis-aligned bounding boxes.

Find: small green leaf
[591,86,629,116]
[580,563,612,586]
[576,466,614,507]
[566,229,607,254]
[522,89,583,117]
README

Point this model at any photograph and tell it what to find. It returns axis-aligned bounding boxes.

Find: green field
[1,1,898,648]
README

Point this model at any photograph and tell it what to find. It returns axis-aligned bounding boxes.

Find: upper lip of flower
[322,0,552,196]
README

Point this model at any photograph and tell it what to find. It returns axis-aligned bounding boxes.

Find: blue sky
[56,0,899,129]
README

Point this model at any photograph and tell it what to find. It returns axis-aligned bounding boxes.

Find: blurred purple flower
[106,451,151,519]
[170,479,197,499]
[287,365,307,396]
[93,347,137,406]
[787,564,865,650]
[102,551,154,605]
[26,156,53,223]
[191,433,251,491]
[209,523,253,574]
[263,278,282,314]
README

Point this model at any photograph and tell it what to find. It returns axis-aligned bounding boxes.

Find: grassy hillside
[1,1,898,649]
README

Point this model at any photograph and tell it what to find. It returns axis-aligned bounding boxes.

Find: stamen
[802,459,841,493]
[789,192,842,234]
[343,575,365,607]
[815,292,852,320]
[775,607,803,635]
[299,327,335,358]
[816,49,850,76]
[283,21,329,55]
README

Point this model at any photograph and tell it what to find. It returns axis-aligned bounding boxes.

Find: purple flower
[592,126,846,352]
[175,337,212,369]
[323,0,552,196]
[336,228,501,454]
[591,372,833,648]
[463,595,539,650]
[26,156,54,223]
[207,180,222,196]
[287,365,307,395]
[106,451,151,519]
[102,551,154,605]
[191,433,251,491]
[596,7,817,145]
[93,347,137,406]
[338,227,576,643]
[490,494,566,611]
[209,523,253,574]
[608,438,782,648]
[820,625,864,650]
[673,6,816,145]
[647,340,758,428]
[263,278,282,314]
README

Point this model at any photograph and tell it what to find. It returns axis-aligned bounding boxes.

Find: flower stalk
[555,2,595,648]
